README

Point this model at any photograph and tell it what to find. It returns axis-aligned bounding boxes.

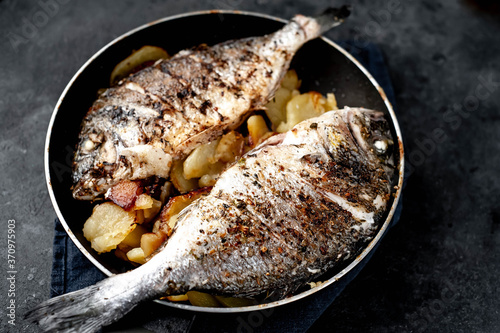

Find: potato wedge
[126,247,146,264]
[277,91,327,133]
[83,202,137,253]
[110,45,169,85]
[264,86,291,130]
[281,69,300,90]
[265,70,301,130]
[133,194,154,210]
[325,92,338,111]
[142,198,162,223]
[170,159,199,193]
[120,224,148,248]
[141,232,165,257]
[183,139,220,179]
[186,291,221,307]
[247,115,270,147]
[165,294,189,302]
[159,187,211,236]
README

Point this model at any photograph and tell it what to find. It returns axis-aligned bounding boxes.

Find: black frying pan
[45,10,404,313]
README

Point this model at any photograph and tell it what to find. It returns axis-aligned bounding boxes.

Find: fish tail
[25,273,151,332]
[287,5,351,44]
[314,5,352,34]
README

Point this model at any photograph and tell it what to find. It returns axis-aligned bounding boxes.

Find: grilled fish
[72,6,351,200]
[27,107,394,332]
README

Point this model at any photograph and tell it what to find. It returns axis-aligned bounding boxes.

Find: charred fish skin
[71,6,351,201]
[27,106,393,332]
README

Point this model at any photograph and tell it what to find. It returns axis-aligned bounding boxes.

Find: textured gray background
[1,0,499,332]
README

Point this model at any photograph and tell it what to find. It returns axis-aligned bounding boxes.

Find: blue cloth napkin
[51,41,401,333]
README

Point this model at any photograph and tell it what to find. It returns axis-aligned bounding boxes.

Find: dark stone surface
[0,0,498,332]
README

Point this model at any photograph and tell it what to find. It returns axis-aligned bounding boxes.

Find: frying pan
[45,10,404,313]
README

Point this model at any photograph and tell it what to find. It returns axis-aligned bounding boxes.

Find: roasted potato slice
[264,86,291,130]
[141,232,166,257]
[133,194,162,223]
[186,291,221,307]
[277,91,328,133]
[214,131,245,163]
[106,180,142,210]
[126,247,146,264]
[247,115,270,147]
[325,92,338,111]
[110,45,169,85]
[183,139,220,179]
[165,294,189,302]
[264,70,301,130]
[120,224,148,248]
[83,202,137,253]
[170,159,199,193]
[281,69,300,90]
[159,187,211,236]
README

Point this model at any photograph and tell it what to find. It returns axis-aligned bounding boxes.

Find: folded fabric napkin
[51,41,401,333]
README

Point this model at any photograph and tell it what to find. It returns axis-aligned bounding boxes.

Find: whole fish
[72,6,351,200]
[27,107,394,332]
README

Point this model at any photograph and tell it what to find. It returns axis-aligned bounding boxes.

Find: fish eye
[373,140,388,154]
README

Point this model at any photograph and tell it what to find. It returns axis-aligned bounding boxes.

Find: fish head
[341,107,394,166]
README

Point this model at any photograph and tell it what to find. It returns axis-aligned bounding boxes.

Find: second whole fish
[27,107,395,332]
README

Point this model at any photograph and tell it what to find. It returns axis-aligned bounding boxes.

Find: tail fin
[315,5,352,34]
[25,273,149,332]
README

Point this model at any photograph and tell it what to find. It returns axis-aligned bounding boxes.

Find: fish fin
[25,274,148,332]
[315,5,352,34]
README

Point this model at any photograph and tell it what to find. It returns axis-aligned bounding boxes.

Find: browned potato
[83,202,137,253]
[165,294,189,302]
[126,247,146,264]
[325,93,338,111]
[186,291,221,307]
[247,115,270,147]
[106,180,142,210]
[133,194,162,223]
[183,139,220,179]
[264,70,301,130]
[140,232,165,257]
[277,91,328,133]
[170,159,199,193]
[159,187,211,236]
[120,224,148,248]
[281,69,300,90]
[198,162,225,188]
[110,45,169,85]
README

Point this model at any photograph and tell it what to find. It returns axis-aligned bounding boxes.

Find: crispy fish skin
[72,9,348,201]
[27,106,394,332]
